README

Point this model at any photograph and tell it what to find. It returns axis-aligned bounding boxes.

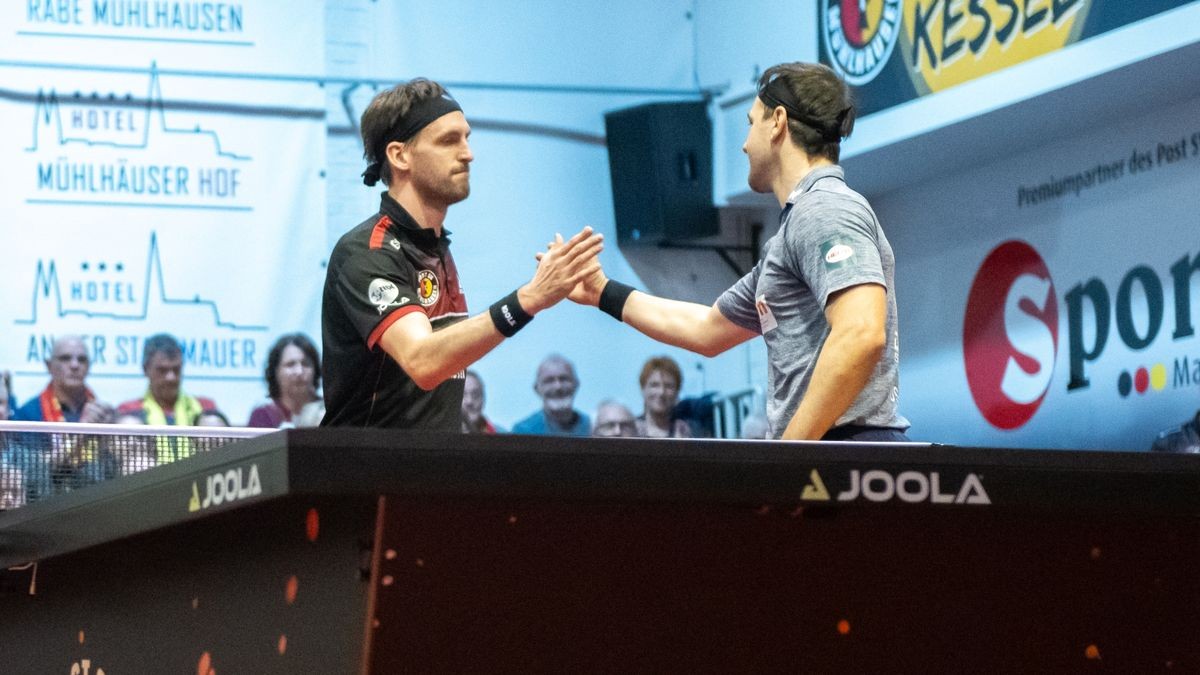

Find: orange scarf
[38,384,94,422]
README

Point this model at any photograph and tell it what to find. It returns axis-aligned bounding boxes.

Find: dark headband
[362,92,464,186]
[757,76,850,143]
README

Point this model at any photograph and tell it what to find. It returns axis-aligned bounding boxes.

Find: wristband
[599,280,635,322]
[489,289,533,337]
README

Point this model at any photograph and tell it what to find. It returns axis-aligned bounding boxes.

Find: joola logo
[801,468,991,505]
[189,464,262,512]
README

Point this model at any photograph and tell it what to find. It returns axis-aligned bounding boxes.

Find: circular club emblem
[963,241,1059,430]
[416,270,440,307]
[821,0,902,86]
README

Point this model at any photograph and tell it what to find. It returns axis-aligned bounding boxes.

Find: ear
[769,106,789,142]
[385,140,411,174]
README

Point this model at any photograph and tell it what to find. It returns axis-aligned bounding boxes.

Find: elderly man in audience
[512,355,590,436]
[12,336,115,424]
[592,400,640,438]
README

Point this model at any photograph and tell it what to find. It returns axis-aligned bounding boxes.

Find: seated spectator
[248,333,322,428]
[0,463,25,510]
[0,371,12,421]
[111,413,154,476]
[13,335,115,424]
[512,355,590,436]
[118,334,220,465]
[636,356,691,438]
[0,370,12,420]
[462,370,503,433]
[1150,410,1200,453]
[592,400,640,438]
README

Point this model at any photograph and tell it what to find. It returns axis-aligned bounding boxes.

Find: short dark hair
[758,62,855,163]
[360,78,449,186]
[265,333,321,400]
[639,356,683,389]
[142,333,182,370]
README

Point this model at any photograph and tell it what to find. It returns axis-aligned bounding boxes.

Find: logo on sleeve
[822,240,855,269]
[389,238,402,251]
[368,278,409,314]
[417,270,440,307]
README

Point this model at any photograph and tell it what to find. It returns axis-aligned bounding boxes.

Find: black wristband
[489,289,534,338]
[598,280,635,322]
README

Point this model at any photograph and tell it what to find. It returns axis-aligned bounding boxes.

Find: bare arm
[550,258,756,357]
[380,228,603,390]
[779,283,887,440]
[619,291,757,357]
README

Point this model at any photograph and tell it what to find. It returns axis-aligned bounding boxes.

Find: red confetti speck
[837,619,851,635]
[277,635,288,655]
[197,651,214,675]
[1085,644,1101,660]
[305,508,319,542]
[78,630,85,644]
[285,575,299,605]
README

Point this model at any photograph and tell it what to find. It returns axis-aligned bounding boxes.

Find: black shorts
[822,425,911,442]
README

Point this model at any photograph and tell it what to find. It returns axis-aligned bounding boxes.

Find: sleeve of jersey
[715,262,764,335]
[332,248,425,350]
[788,201,886,309]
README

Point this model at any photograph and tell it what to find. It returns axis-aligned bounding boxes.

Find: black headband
[757,76,850,143]
[362,92,464,186]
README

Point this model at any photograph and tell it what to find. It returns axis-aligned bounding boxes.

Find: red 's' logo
[963,241,1058,430]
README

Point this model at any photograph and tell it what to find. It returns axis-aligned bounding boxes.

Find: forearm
[383,312,504,390]
[780,328,885,440]
[621,292,736,357]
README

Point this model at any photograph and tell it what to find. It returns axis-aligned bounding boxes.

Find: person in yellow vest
[117,334,222,465]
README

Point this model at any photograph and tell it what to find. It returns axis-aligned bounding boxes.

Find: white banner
[1,3,326,424]
[880,95,1200,451]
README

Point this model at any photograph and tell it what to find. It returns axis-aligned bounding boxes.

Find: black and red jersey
[320,193,468,429]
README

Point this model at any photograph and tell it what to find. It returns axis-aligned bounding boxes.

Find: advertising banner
[879,93,1200,450]
[0,2,326,423]
[820,0,1196,116]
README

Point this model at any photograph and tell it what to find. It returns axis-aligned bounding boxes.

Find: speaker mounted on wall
[604,101,719,246]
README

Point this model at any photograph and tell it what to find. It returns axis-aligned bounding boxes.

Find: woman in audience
[248,334,322,428]
[636,356,691,438]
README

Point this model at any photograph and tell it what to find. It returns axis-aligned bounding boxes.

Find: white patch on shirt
[755,294,779,333]
[825,244,855,264]
[368,278,408,314]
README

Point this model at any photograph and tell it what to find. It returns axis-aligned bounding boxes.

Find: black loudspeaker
[604,101,718,245]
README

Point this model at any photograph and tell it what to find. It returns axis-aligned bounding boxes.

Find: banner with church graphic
[0,2,326,422]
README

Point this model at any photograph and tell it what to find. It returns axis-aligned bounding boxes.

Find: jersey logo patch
[389,238,402,251]
[417,270,440,307]
[755,294,779,334]
[822,240,855,270]
[368,278,409,314]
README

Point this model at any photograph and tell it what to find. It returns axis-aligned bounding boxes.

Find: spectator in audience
[592,400,640,438]
[461,370,502,433]
[0,371,12,421]
[118,334,220,465]
[110,413,154,477]
[13,336,115,423]
[0,463,25,510]
[1150,409,1200,453]
[1,370,13,419]
[118,334,221,426]
[636,356,692,438]
[512,355,590,436]
[248,333,322,428]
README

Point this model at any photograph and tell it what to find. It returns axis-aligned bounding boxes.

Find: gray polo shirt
[717,165,907,439]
